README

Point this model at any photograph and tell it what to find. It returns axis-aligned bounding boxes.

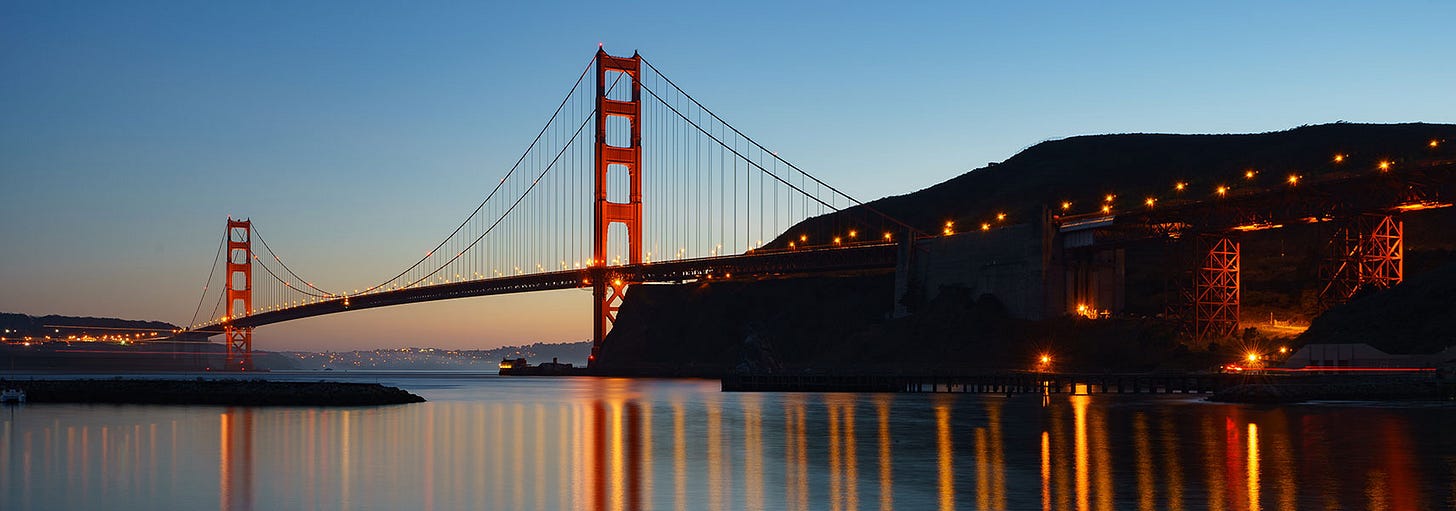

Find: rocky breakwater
[2,378,425,406]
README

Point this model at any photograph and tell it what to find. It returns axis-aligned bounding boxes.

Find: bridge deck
[189,243,898,334]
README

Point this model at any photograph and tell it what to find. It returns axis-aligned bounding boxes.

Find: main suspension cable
[361,55,598,294]
[188,232,226,328]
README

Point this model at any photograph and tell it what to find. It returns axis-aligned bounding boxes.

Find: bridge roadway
[189,242,899,335]
[1059,159,1456,241]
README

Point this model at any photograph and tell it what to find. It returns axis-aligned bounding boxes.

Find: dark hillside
[1299,260,1456,354]
[0,313,179,336]
[779,122,1456,244]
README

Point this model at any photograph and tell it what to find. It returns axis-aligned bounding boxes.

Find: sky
[2,1,1454,351]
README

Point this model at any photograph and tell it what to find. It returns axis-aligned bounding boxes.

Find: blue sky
[2,1,1453,350]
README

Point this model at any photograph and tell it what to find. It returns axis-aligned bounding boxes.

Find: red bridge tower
[224,218,254,370]
[590,49,643,366]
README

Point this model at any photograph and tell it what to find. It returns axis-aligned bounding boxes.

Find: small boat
[0,388,25,403]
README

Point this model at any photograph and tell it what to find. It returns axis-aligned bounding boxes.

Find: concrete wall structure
[899,215,1129,321]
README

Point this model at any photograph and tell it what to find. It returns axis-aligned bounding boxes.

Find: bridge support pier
[590,273,631,364]
[1193,234,1240,341]
[1321,213,1403,304]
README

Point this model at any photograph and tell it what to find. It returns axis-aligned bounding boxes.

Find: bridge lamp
[1287,174,1300,185]
[1174,182,1187,192]
[1333,154,1345,164]
[849,230,857,238]
[1216,186,1228,197]
[1244,169,1257,180]
[1378,160,1392,171]
[1144,198,1156,207]
[833,236,842,244]
[980,223,991,231]
[883,232,892,241]
[996,212,1006,221]
[1104,194,1115,203]
[1101,205,1111,213]
[800,234,807,243]
[1431,139,1440,148]
[1061,201,1071,211]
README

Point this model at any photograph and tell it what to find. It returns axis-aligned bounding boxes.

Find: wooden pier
[721,372,1238,394]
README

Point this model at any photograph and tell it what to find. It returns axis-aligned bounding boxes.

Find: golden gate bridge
[180,48,921,370]
[174,49,1456,371]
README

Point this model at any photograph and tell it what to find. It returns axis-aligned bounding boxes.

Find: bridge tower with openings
[224,218,254,370]
[591,49,644,365]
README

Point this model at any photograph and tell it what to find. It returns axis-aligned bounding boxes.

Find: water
[2,374,1453,510]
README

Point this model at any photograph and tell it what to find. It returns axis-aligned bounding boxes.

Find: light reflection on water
[1,375,1453,510]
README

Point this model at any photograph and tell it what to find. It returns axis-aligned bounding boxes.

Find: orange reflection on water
[783,394,809,511]
[1091,403,1112,511]
[610,401,624,511]
[1072,395,1089,511]
[534,405,546,511]
[218,409,253,511]
[976,427,990,510]
[557,404,570,511]
[1159,414,1184,511]
[706,397,724,511]
[1201,417,1227,511]
[672,398,686,511]
[935,399,954,511]
[1040,431,1050,511]
[639,401,653,511]
[1134,413,1154,511]
[876,394,894,511]
[742,394,763,511]
[988,400,1005,511]
[1247,422,1260,511]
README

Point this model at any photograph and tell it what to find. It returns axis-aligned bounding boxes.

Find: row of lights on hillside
[788,229,898,250]
[943,211,1009,236]
[936,139,1442,238]
[1044,146,1431,220]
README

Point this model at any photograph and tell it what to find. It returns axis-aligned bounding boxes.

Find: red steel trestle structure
[1193,234,1239,341]
[1321,213,1403,303]
[224,218,254,370]
[591,49,644,364]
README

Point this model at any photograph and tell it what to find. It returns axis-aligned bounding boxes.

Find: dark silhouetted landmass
[1,378,424,405]
[598,123,1456,375]
[1298,260,1456,354]
[0,312,179,336]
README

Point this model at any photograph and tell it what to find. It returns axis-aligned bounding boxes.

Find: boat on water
[499,357,586,376]
[1,388,26,403]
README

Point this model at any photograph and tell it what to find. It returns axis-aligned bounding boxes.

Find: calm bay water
[2,374,1453,510]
